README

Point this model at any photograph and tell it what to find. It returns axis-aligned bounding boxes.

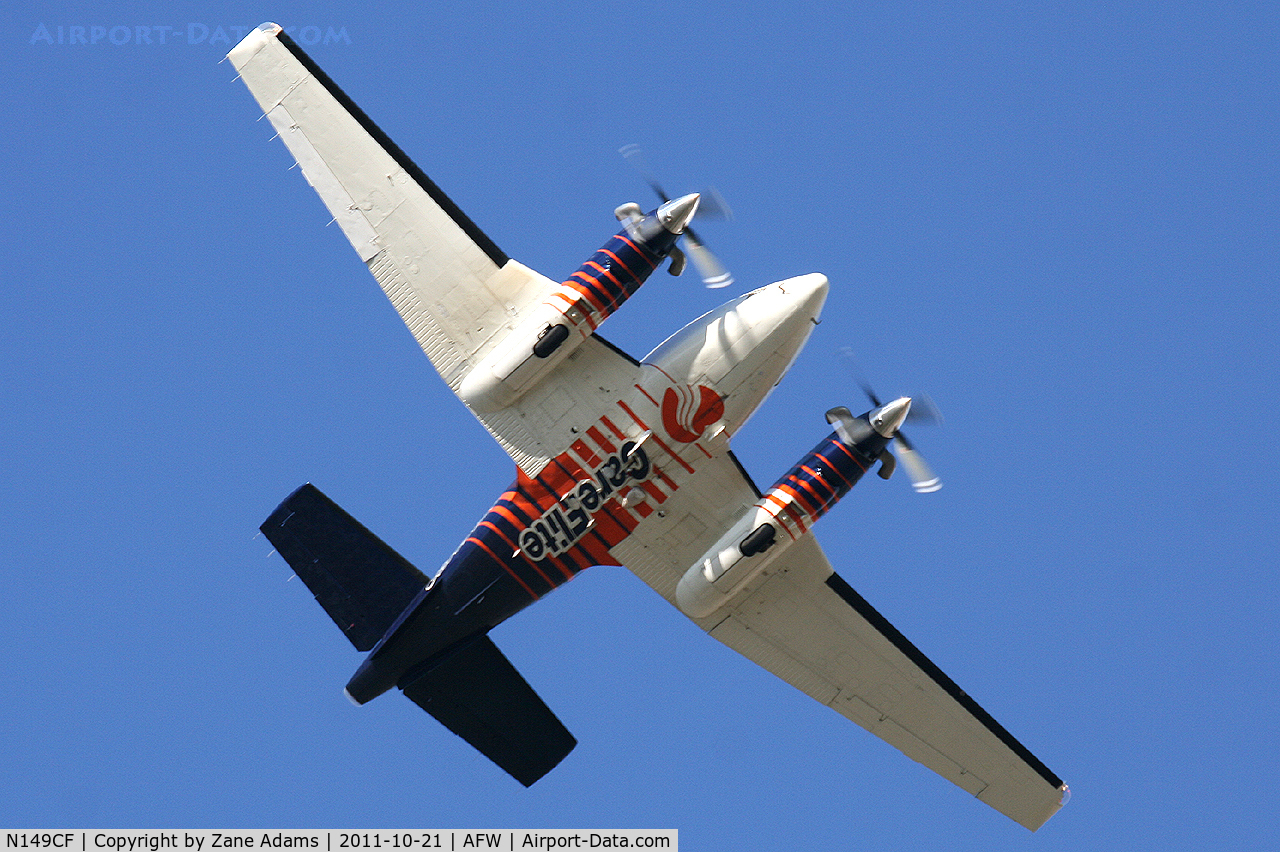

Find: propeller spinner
[618,144,734,288]
[826,346,944,495]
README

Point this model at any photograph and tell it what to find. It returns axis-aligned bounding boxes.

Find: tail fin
[401,634,577,786]
[261,484,427,651]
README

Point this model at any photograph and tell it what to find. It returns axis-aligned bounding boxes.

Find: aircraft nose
[657,193,701,234]
[777,271,829,318]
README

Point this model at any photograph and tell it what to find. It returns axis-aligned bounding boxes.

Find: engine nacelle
[676,507,792,618]
[459,197,695,413]
[458,292,594,412]
[676,404,900,618]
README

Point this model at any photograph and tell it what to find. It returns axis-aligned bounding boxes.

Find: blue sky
[4,1,1277,848]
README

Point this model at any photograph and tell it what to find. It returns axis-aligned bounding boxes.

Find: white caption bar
[2,831,677,852]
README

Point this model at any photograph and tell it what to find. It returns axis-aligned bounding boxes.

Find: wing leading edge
[705,534,1067,831]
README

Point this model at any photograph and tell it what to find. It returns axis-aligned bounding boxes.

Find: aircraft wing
[707,532,1067,830]
[229,24,609,472]
[610,444,1064,831]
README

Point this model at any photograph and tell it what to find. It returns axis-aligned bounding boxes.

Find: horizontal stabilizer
[261,484,427,651]
[401,634,576,786]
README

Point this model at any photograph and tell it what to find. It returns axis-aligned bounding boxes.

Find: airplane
[228,23,1068,831]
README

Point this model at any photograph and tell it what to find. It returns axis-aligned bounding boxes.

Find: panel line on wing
[366,250,468,386]
[266,104,381,261]
[823,571,1063,789]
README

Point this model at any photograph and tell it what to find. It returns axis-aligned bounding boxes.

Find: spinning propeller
[830,348,943,493]
[618,144,734,288]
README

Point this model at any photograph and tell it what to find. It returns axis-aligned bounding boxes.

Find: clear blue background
[4,2,1277,848]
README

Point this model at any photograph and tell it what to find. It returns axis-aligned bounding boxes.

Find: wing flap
[400,634,577,786]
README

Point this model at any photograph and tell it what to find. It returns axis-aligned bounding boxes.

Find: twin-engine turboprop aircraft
[230,23,1067,831]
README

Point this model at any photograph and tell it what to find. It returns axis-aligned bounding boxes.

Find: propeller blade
[861,381,884,408]
[684,228,733,288]
[840,348,943,424]
[906,393,944,426]
[838,347,884,407]
[620,145,733,287]
[828,402,937,489]
[620,144,671,202]
[894,432,942,493]
[696,185,734,221]
[836,350,943,493]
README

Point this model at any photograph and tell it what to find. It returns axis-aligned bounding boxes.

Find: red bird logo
[661,384,725,443]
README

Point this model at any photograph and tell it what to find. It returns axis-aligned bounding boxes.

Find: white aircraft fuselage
[345,221,833,704]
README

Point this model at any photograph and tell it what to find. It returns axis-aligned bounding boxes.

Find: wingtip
[227,22,283,67]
